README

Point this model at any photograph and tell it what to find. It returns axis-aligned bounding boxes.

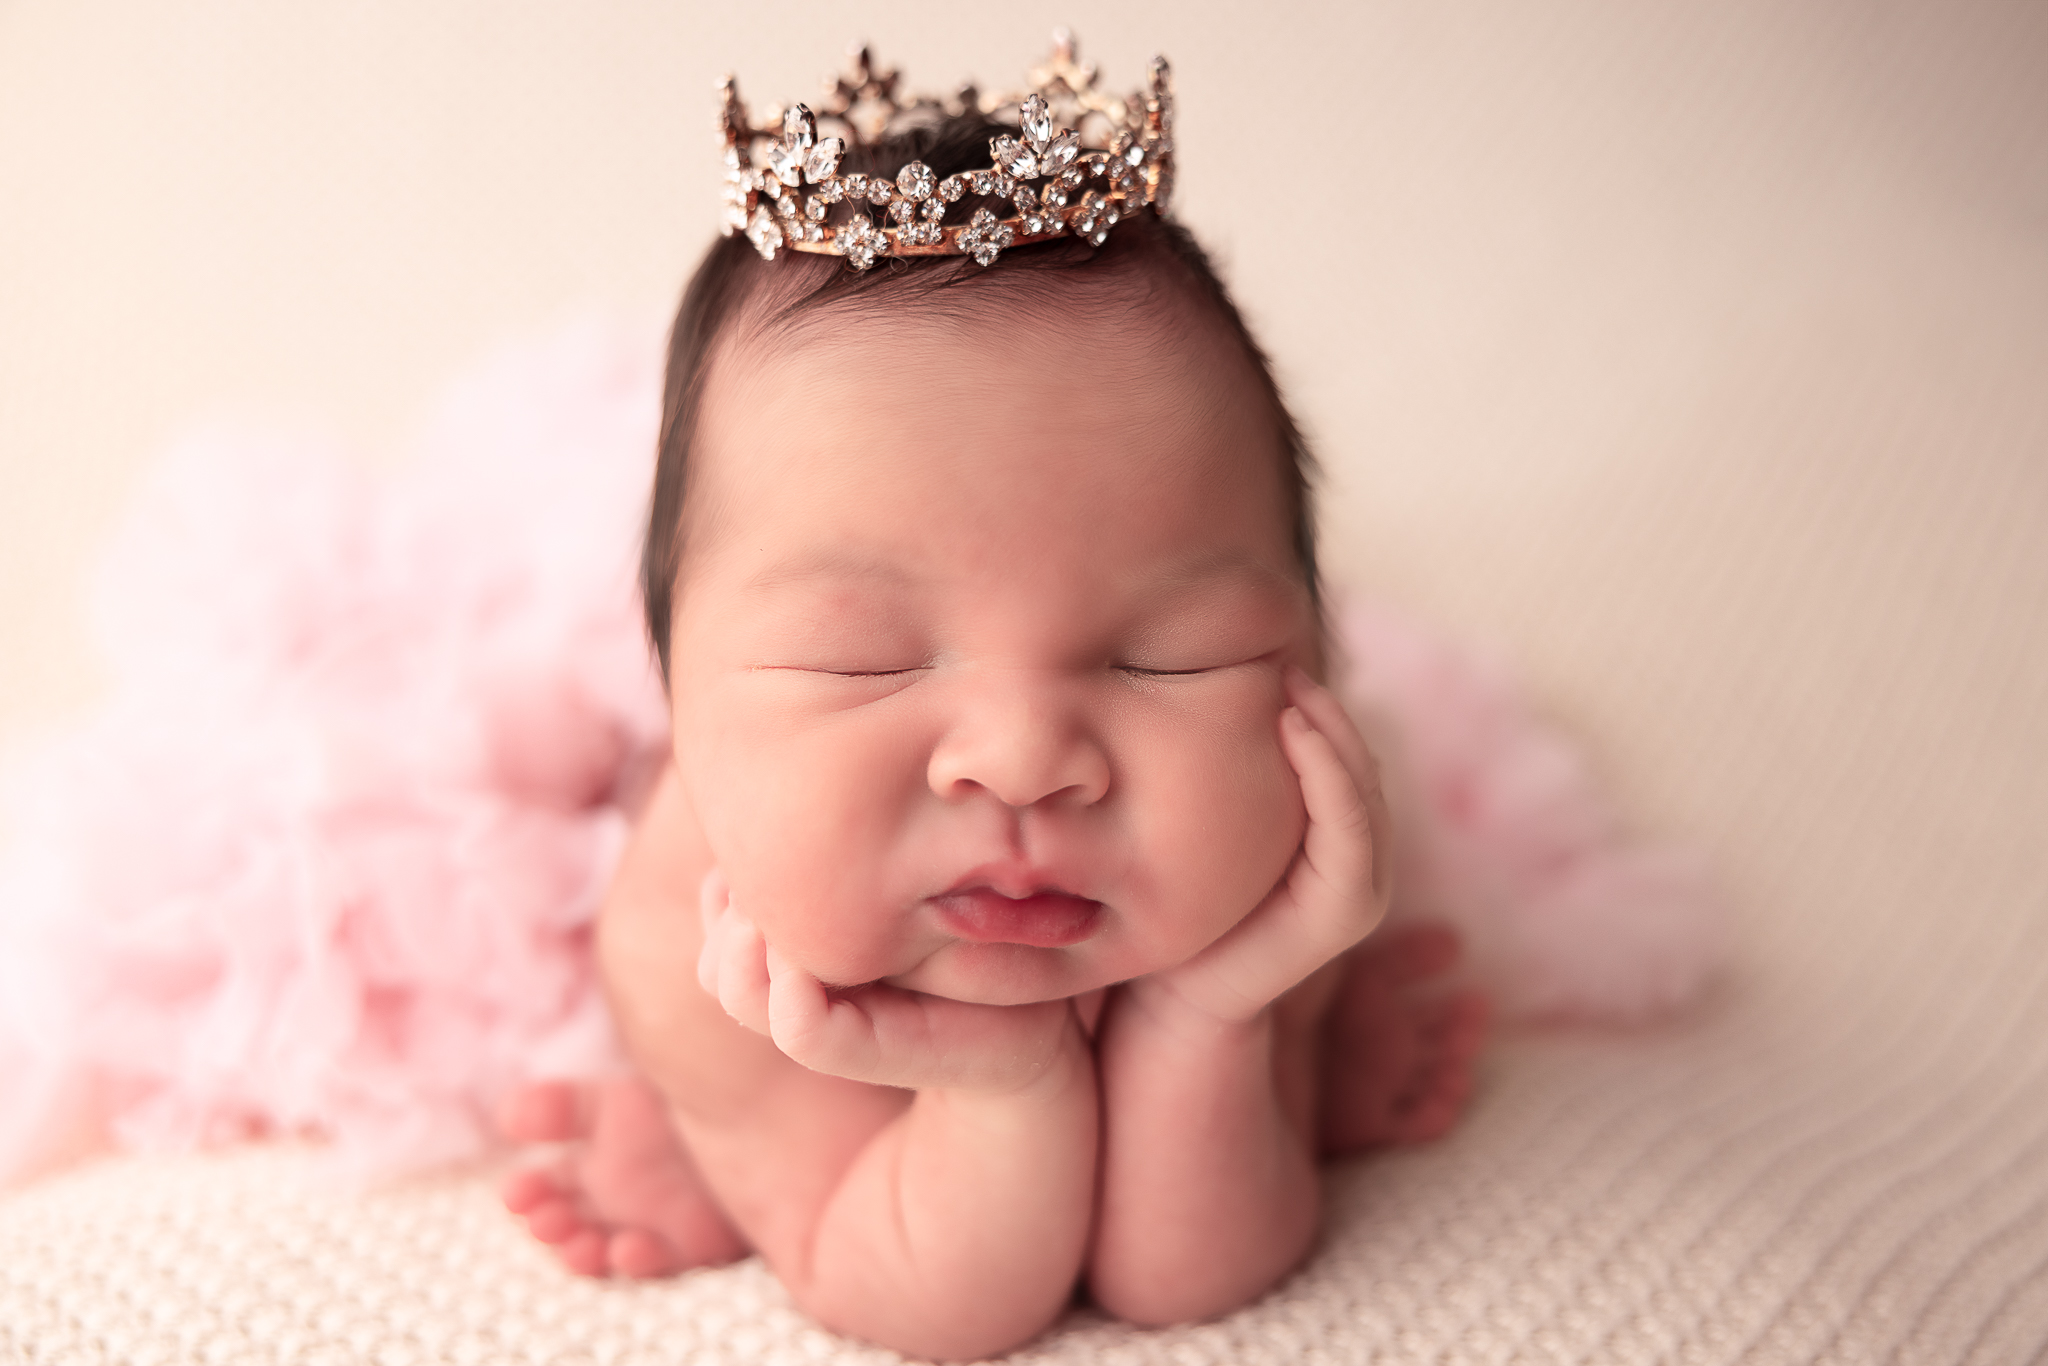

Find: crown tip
[717,74,748,141]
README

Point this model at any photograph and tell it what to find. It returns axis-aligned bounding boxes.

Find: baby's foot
[499,1075,749,1277]
[1317,922,1491,1155]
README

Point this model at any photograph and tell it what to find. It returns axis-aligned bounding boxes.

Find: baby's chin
[883,940,1133,1007]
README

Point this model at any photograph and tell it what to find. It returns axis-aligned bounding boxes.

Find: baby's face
[667,291,1316,1005]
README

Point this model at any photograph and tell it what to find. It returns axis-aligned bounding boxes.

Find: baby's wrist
[1120,975,1277,1048]
[928,1008,1094,1107]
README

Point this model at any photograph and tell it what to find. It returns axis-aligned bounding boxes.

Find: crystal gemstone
[896,161,936,201]
[1020,94,1054,146]
[803,138,843,183]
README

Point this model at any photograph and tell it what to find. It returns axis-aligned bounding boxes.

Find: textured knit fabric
[5,962,2047,1365]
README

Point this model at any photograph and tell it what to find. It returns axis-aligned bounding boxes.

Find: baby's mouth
[932,887,1103,948]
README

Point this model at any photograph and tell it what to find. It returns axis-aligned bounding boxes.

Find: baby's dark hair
[642,111,1320,683]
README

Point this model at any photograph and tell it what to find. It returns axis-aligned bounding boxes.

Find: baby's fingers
[763,947,883,1079]
[703,885,773,1037]
[716,919,773,1035]
[1284,671,1392,906]
[763,961,1070,1092]
[1285,667,1384,821]
[1279,704,1386,932]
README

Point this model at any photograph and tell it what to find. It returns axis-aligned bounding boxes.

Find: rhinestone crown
[718,33,1174,271]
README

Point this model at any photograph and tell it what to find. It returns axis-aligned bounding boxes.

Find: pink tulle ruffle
[1338,604,1722,1021]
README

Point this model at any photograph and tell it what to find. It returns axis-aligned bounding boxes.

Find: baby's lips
[938,858,1092,902]
[933,888,1103,948]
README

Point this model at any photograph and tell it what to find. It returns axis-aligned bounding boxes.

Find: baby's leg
[1315,922,1490,1154]
[499,1075,748,1277]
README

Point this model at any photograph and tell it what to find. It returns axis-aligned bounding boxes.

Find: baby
[499,49,1487,1361]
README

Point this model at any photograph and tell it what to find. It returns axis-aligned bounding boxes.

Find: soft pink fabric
[0,320,1720,1183]
[1337,603,1723,1021]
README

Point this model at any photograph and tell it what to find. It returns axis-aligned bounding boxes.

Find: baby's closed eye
[1117,661,1231,677]
[812,665,931,677]
[1111,573,1305,680]
[1113,620,1293,680]
[741,596,933,680]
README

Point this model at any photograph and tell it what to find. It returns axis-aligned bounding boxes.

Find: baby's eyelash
[803,664,1220,678]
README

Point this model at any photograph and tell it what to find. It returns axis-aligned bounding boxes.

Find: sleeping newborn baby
[499,95,1487,1361]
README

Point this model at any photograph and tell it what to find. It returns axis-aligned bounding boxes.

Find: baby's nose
[925,678,1111,810]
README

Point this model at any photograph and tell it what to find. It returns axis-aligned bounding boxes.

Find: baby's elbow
[1090,1206,1319,1329]
[905,1309,1069,1363]
[806,1293,1068,1363]
[1092,1273,1243,1332]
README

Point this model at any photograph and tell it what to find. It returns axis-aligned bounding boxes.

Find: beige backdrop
[5,0,2045,962]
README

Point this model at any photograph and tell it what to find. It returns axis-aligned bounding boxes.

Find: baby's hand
[1130,666,1393,1032]
[697,873,1080,1096]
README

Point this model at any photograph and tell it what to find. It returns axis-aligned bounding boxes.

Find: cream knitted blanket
[5,950,2046,1363]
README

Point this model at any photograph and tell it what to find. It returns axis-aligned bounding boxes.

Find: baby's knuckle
[1325,788,1373,836]
[769,1010,824,1059]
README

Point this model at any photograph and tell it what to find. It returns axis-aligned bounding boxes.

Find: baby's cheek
[1209,721,1308,886]
[1127,700,1306,942]
[684,712,920,983]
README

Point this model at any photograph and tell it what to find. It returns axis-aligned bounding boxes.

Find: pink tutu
[0,320,1721,1184]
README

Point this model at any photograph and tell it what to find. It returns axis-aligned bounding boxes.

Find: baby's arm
[601,767,1097,1362]
[1089,669,1392,1324]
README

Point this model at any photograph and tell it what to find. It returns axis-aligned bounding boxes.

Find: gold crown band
[717,33,1174,271]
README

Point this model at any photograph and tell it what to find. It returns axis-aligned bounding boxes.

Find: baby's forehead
[713,275,1281,466]
[704,323,1284,523]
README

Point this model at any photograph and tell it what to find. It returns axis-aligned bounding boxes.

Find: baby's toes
[505,1164,597,1246]
[521,1193,595,1246]
[500,1162,571,1216]
[554,1227,612,1277]
[1390,1022,1483,1143]
[608,1227,684,1279]
[1390,1073,1470,1144]
[1429,989,1492,1063]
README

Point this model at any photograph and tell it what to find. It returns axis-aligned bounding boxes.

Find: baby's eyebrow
[1146,551,1300,600]
[738,548,1299,604]
[742,550,924,595]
